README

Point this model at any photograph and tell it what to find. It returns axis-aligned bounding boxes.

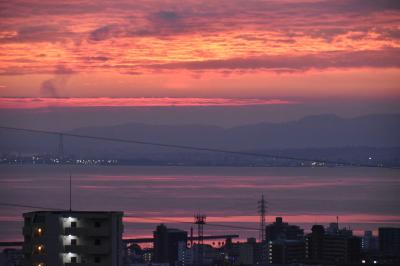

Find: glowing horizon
[0,97,295,109]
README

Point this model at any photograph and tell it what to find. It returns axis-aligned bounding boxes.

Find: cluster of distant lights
[75,159,118,165]
[31,156,118,165]
[310,161,326,167]
[0,156,119,165]
[362,259,378,264]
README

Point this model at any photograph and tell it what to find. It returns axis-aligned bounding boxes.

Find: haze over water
[1,165,399,243]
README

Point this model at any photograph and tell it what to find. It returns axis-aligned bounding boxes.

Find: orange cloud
[0,0,399,99]
[0,97,295,109]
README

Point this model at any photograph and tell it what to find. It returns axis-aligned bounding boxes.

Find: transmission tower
[194,214,206,266]
[258,194,266,242]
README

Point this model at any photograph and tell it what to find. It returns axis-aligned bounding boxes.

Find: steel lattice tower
[194,214,206,266]
[258,194,266,242]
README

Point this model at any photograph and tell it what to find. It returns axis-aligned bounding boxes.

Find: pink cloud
[148,49,400,72]
[0,97,295,109]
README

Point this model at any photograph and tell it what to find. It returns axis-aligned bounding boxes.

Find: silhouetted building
[379,227,400,256]
[22,211,123,266]
[268,239,305,264]
[362,230,378,251]
[306,224,361,265]
[0,248,23,266]
[177,242,217,266]
[306,225,324,261]
[266,217,304,241]
[326,222,353,237]
[154,224,188,266]
[124,243,145,265]
[178,241,193,266]
[264,217,305,264]
[219,237,266,266]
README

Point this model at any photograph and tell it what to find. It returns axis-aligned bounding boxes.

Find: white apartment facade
[22,211,123,266]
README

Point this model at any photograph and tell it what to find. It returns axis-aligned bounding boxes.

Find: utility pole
[69,172,72,212]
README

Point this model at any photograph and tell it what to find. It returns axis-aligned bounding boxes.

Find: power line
[0,202,64,211]
[122,214,260,231]
[0,125,396,169]
[0,201,259,231]
[258,194,266,242]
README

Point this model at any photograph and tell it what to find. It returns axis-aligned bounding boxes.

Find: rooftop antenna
[337,216,339,230]
[69,171,72,212]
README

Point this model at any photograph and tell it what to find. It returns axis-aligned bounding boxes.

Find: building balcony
[64,244,110,254]
[65,227,86,235]
[29,254,46,261]
[65,263,109,266]
[64,227,110,237]
[86,244,110,254]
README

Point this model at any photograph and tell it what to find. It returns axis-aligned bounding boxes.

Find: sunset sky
[1,1,400,244]
[0,0,399,109]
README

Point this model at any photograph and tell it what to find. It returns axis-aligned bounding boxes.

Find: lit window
[35,244,45,254]
[35,227,44,237]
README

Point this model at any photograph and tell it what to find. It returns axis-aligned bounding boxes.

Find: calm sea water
[1,165,399,242]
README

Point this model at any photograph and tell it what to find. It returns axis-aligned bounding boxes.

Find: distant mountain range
[67,113,400,149]
[1,114,399,160]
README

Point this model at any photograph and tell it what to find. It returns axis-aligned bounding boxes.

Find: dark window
[71,256,77,263]
[33,215,45,223]
[94,239,101,246]
[71,221,77,228]
[95,256,101,263]
[71,239,77,246]
[94,221,101,228]
[24,217,31,225]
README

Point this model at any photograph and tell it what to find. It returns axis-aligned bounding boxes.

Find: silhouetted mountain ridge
[1,114,399,159]
[68,113,400,150]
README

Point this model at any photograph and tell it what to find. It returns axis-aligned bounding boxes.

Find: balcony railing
[64,244,110,254]
[64,227,110,237]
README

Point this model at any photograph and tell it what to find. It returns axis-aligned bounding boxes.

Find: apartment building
[22,211,123,266]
